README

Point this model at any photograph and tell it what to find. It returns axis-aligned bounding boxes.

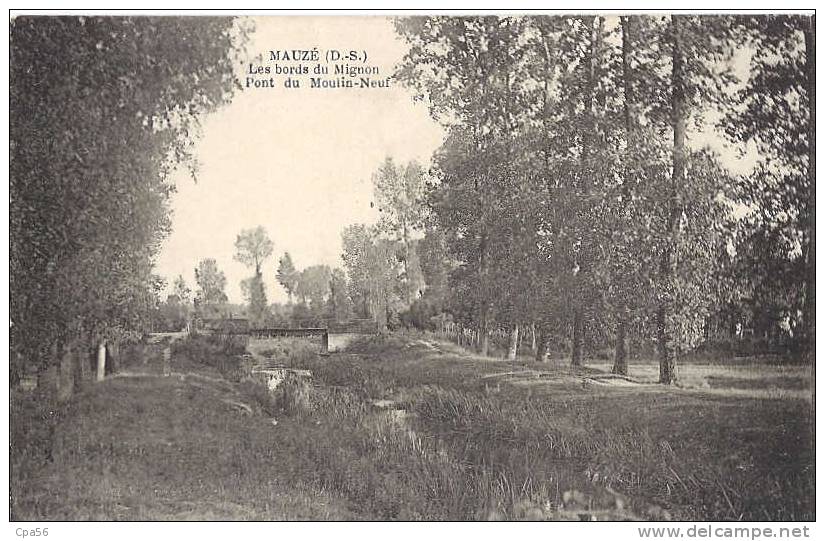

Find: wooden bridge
[249,327,329,354]
[209,327,330,354]
[198,319,378,355]
[247,327,328,339]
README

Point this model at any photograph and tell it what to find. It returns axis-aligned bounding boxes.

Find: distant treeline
[356,15,813,383]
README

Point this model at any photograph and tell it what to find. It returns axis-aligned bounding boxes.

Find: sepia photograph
[7,7,816,527]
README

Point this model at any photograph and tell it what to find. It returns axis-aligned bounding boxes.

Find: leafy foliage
[341,224,403,330]
[390,14,808,378]
[234,226,274,275]
[373,157,428,305]
[723,15,814,352]
[194,258,229,319]
[241,274,269,327]
[276,252,300,302]
[9,16,244,381]
[234,226,273,326]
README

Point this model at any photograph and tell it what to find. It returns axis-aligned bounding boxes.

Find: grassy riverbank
[11,334,814,520]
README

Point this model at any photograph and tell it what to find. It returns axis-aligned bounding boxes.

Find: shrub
[239,380,280,417]
[172,334,251,381]
[275,373,315,415]
[258,337,318,365]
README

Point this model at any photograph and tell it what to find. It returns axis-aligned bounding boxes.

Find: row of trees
[155,226,356,330]
[158,153,441,332]
[338,157,452,330]
[370,15,816,383]
[10,17,244,387]
[158,154,439,333]
[276,253,349,319]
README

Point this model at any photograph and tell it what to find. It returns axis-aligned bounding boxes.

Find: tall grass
[271,336,814,520]
[253,337,319,365]
[11,333,814,521]
[172,334,252,381]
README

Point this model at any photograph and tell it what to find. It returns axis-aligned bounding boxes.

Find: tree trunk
[571,310,583,367]
[612,318,628,375]
[538,22,557,169]
[108,341,120,375]
[658,14,686,385]
[531,323,537,352]
[401,226,409,304]
[57,340,74,403]
[804,14,816,456]
[612,16,633,378]
[96,341,107,382]
[570,16,601,369]
[507,323,519,360]
[73,335,91,388]
[621,15,635,158]
[478,314,489,357]
[803,18,815,355]
[535,328,549,363]
[657,306,676,384]
[476,226,491,357]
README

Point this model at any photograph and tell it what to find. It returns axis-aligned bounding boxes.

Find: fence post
[321,331,329,355]
[96,341,106,382]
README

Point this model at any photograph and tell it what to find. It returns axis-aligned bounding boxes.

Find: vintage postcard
[8,9,816,531]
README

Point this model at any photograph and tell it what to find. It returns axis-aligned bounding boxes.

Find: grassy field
[10,334,814,520]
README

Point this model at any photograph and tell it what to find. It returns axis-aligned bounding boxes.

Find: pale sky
[155,15,756,305]
[155,17,445,304]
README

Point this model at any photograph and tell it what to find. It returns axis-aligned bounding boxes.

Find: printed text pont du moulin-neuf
[245,48,391,90]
